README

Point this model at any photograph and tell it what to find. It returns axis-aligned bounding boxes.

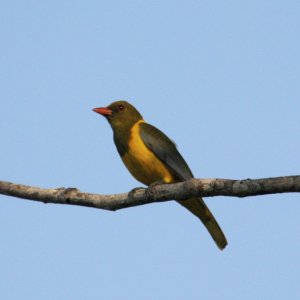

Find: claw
[128,187,145,200]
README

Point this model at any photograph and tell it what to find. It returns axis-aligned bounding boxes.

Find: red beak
[93,107,112,116]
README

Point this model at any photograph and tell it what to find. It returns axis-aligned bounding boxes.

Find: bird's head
[93,101,143,131]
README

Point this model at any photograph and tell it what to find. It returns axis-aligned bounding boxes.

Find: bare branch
[0,176,299,211]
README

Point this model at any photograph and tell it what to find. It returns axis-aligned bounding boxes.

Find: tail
[178,197,227,250]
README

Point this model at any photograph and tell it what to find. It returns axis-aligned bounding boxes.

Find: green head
[93,101,143,132]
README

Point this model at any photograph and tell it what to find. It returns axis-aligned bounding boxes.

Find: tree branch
[0,176,299,211]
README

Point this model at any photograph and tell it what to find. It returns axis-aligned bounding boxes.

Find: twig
[0,176,299,211]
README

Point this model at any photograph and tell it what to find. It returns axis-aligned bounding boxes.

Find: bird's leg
[145,180,166,199]
[149,180,165,187]
[128,180,166,201]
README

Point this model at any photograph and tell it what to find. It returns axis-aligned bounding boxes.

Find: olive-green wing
[140,122,228,250]
[139,122,193,180]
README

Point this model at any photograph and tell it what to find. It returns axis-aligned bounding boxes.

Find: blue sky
[1,1,299,299]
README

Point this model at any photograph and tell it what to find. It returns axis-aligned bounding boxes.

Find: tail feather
[178,197,227,250]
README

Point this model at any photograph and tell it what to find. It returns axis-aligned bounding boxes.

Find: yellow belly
[121,120,174,186]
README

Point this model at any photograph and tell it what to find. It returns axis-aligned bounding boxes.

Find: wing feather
[139,123,193,180]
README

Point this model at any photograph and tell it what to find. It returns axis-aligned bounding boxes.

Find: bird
[93,100,227,250]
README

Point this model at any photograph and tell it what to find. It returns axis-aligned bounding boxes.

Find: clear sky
[1,1,299,299]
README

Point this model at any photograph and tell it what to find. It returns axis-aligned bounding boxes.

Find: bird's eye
[118,104,125,111]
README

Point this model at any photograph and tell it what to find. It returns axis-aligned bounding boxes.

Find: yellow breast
[121,120,174,186]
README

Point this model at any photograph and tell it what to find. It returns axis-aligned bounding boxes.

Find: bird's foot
[128,187,146,201]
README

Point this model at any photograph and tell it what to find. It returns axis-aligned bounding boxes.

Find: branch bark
[0,176,299,211]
